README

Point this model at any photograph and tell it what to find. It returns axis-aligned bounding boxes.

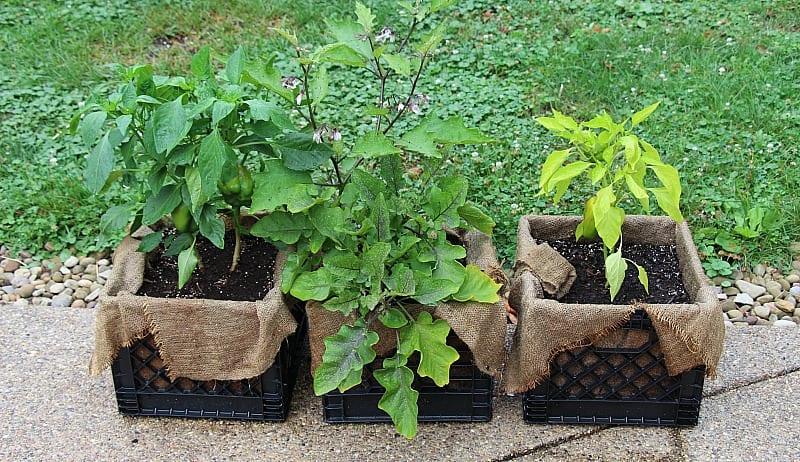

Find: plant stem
[229,207,242,272]
[383,54,426,135]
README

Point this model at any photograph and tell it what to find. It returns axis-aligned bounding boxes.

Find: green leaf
[397,124,439,157]
[323,249,362,280]
[274,133,335,171]
[415,22,446,56]
[636,263,649,294]
[211,100,236,126]
[310,43,366,67]
[452,265,501,303]
[84,132,116,194]
[593,187,624,251]
[309,65,329,107]
[247,100,294,129]
[648,187,683,222]
[545,161,592,192]
[421,116,495,145]
[382,53,412,76]
[80,111,107,148]
[631,101,660,127]
[536,110,578,132]
[199,129,236,198]
[400,312,458,387]
[349,168,387,201]
[290,267,332,301]
[177,240,198,289]
[352,132,401,158]
[99,205,132,235]
[457,204,495,234]
[605,249,628,301]
[323,291,361,316]
[379,307,409,328]
[142,184,182,225]
[374,362,418,439]
[325,19,371,58]
[243,60,295,103]
[314,324,379,395]
[152,97,191,155]
[430,0,456,12]
[309,204,347,242]
[380,153,404,195]
[413,272,460,305]
[538,149,571,192]
[137,231,163,253]
[250,211,313,244]
[588,164,607,184]
[362,242,391,282]
[250,159,314,212]
[354,2,375,34]
[197,204,225,249]
[185,166,206,211]
[370,194,392,241]
[385,264,416,297]
[226,46,245,84]
[190,46,212,80]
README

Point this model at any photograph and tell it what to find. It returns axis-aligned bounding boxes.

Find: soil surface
[137,230,277,301]
[547,239,690,305]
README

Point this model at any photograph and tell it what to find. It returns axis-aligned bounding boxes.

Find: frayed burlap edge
[88,227,298,381]
[502,215,725,394]
[307,229,509,379]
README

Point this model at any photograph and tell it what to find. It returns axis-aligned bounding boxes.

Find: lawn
[1,0,798,273]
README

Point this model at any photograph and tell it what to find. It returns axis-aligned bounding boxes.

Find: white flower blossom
[375,26,395,43]
[281,75,301,90]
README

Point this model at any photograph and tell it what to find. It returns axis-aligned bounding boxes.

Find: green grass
[1,0,798,273]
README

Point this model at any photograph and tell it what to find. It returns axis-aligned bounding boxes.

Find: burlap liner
[88,227,298,381]
[513,239,576,298]
[307,229,509,379]
[503,215,725,394]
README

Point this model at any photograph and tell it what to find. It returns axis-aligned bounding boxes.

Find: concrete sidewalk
[1,304,798,461]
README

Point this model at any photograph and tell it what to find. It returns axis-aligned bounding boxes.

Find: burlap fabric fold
[513,216,577,298]
[88,227,298,381]
[503,215,725,394]
[307,229,509,378]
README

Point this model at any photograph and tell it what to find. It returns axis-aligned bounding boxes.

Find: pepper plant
[245,1,500,438]
[535,102,684,301]
[74,46,295,286]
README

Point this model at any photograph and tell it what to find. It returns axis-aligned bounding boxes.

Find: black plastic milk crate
[323,336,493,423]
[523,309,705,427]
[111,315,307,421]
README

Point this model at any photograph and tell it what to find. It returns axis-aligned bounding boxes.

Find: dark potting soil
[137,230,277,301]
[547,239,690,305]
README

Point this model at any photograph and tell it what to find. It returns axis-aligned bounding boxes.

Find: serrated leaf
[242,60,295,103]
[310,65,329,107]
[290,267,332,301]
[415,22,446,55]
[152,97,190,155]
[452,265,501,303]
[354,2,375,34]
[177,241,198,289]
[325,19,371,58]
[400,311,458,387]
[374,362,418,439]
[631,101,660,127]
[420,116,495,145]
[314,324,379,395]
[352,132,401,158]
[430,0,456,12]
[397,124,439,157]
[250,211,313,244]
[136,232,163,253]
[457,204,495,234]
[605,249,627,301]
[274,132,335,171]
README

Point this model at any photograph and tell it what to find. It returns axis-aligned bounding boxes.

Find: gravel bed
[1,245,799,328]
